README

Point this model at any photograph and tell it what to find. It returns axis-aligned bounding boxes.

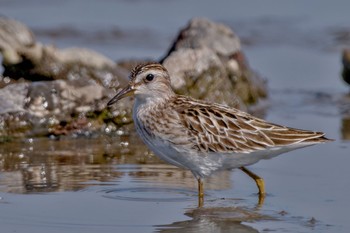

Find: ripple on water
[101,187,198,203]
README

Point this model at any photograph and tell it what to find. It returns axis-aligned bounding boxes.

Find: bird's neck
[134,89,175,106]
[133,94,174,128]
[134,93,173,110]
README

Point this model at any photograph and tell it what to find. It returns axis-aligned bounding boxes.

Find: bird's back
[169,95,331,154]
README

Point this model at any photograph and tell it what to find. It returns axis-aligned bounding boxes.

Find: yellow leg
[240,167,265,206]
[240,167,265,194]
[197,178,204,208]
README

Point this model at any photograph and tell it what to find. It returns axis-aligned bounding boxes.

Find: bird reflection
[156,206,272,233]
[341,116,350,140]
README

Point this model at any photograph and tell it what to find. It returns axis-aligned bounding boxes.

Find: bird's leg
[240,167,265,206]
[240,167,265,194]
[197,178,204,207]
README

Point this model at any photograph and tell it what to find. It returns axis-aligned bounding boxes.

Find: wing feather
[174,96,330,154]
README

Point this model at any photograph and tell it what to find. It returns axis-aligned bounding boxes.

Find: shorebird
[107,62,332,207]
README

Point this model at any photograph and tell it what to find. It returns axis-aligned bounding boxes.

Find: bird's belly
[136,131,268,178]
[140,134,296,178]
[135,128,208,176]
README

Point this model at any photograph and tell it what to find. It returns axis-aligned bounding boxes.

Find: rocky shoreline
[0,17,267,138]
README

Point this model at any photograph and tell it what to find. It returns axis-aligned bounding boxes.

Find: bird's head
[107,63,175,106]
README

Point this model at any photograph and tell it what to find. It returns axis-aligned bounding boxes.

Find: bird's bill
[107,85,134,106]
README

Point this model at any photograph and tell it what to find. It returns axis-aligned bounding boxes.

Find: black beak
[107,85,134,106]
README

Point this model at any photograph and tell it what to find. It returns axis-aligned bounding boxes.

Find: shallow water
[1,1,350,233]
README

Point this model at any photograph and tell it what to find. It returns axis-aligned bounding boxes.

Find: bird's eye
[145,74,154,82]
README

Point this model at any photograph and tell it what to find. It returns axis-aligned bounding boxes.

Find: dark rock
[161,18,268,111]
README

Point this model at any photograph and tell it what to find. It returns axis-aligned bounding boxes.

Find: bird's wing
[174,98,329,153]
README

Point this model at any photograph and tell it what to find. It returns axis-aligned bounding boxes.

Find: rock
[161,18,268,110]
[0,79,131,137]
[0,17,268,137]
[0,16,129,86]
[0,16,134,137]
[25,80,106,117]
[0,17,35,65]
[162,18,241,58]
[163,47,244,109]
[0,82,28,114]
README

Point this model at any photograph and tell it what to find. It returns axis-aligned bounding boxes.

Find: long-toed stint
[107,62,332,207]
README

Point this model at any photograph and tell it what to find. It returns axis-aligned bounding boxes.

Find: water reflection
[339,93,350,140]
[0,130,313,233]
[0,133,232,194]
[156,206,272,233]
[341,116,350,140]
[0,136,120,193]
